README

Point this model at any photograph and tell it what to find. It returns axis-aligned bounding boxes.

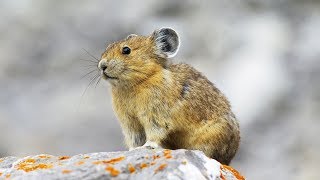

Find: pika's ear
[152,28,180,58]
[126,34,137,40]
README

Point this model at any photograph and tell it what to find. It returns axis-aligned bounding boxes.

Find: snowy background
[1,1,319,179]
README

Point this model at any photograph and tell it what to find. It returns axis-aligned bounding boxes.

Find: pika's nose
[100,64,107,71]
[99,61,107,71]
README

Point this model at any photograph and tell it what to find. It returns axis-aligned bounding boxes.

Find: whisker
[81,65,98,69]
[79,63,98,67]
[81,73,100,97]
[77,73,98,108]
[82,48,99,62]
[81,69,98,79]
[95,75,102,88]
[79,59,98,64]
[77,73,99,111]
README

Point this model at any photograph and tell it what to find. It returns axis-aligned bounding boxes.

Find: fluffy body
[98,28,240,164]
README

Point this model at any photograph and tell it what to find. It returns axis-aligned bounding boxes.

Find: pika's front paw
[129,141,162,151]
[143,141,161,149]
[143,145,156,150]
[129,146,152,151]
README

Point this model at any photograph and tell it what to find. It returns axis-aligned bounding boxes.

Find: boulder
[0,149,244,180]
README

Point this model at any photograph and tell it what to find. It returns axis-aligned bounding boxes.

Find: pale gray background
[1,0,319,179]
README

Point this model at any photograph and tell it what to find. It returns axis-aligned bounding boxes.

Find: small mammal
[98,28,240,164]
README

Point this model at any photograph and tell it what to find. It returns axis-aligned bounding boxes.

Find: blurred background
[0,0,319,179]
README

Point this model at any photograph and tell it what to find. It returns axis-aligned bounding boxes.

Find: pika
[98,28,240,165]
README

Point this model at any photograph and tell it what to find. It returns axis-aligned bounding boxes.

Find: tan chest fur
[111,69,178,137]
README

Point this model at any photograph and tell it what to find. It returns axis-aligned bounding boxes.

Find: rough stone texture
[0,149,244,180]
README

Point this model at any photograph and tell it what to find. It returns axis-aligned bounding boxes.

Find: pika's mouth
[101,72,118,80]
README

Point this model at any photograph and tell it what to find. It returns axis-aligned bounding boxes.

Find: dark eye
[122,46,131,55]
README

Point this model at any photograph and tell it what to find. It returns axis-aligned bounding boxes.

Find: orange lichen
[0,159,3,163]
[163,149,171,155]
[128,164,135,173]
[163,149,172,159]
[76,161,85,165]
[221,165,245,180]
[0,172,2,176]
[25,159,36,163]
[140,163,148,169]
[105,166,120,177]
[153,155,160,160]
[220,172,226,180]
[92,157,125,166]
[102,156,125,165]
[58,156,70,160]
[150,161,156,166]
[16,158,53,172]
[155,164,167,173]
[5,174,10,178]
[145,156,149,159]
[38,155,51,159]
[92,161,102,165]
[17,162,53,172]
[62,169,72,174]
[83,156,90,159]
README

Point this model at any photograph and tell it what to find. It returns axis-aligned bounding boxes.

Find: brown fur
[99,31,240,165]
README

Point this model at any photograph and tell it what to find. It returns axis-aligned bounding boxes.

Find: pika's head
[98,28,180,86]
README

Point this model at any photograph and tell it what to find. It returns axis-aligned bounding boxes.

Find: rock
[0,149,244,180]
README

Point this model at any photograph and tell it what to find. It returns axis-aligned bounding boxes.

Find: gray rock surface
[0,149,243,180]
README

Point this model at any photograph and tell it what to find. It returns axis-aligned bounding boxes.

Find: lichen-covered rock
[0,149,244,180]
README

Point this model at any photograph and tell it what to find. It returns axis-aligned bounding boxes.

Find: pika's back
[171,63,238,134]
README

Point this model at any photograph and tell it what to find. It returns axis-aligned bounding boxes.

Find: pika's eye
[122,46,131,55]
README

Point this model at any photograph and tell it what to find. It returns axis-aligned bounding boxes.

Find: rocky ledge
[0,149,244,180]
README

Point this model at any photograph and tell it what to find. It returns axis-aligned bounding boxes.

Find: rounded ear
[152,28,180,58]
[126,34,137,40]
